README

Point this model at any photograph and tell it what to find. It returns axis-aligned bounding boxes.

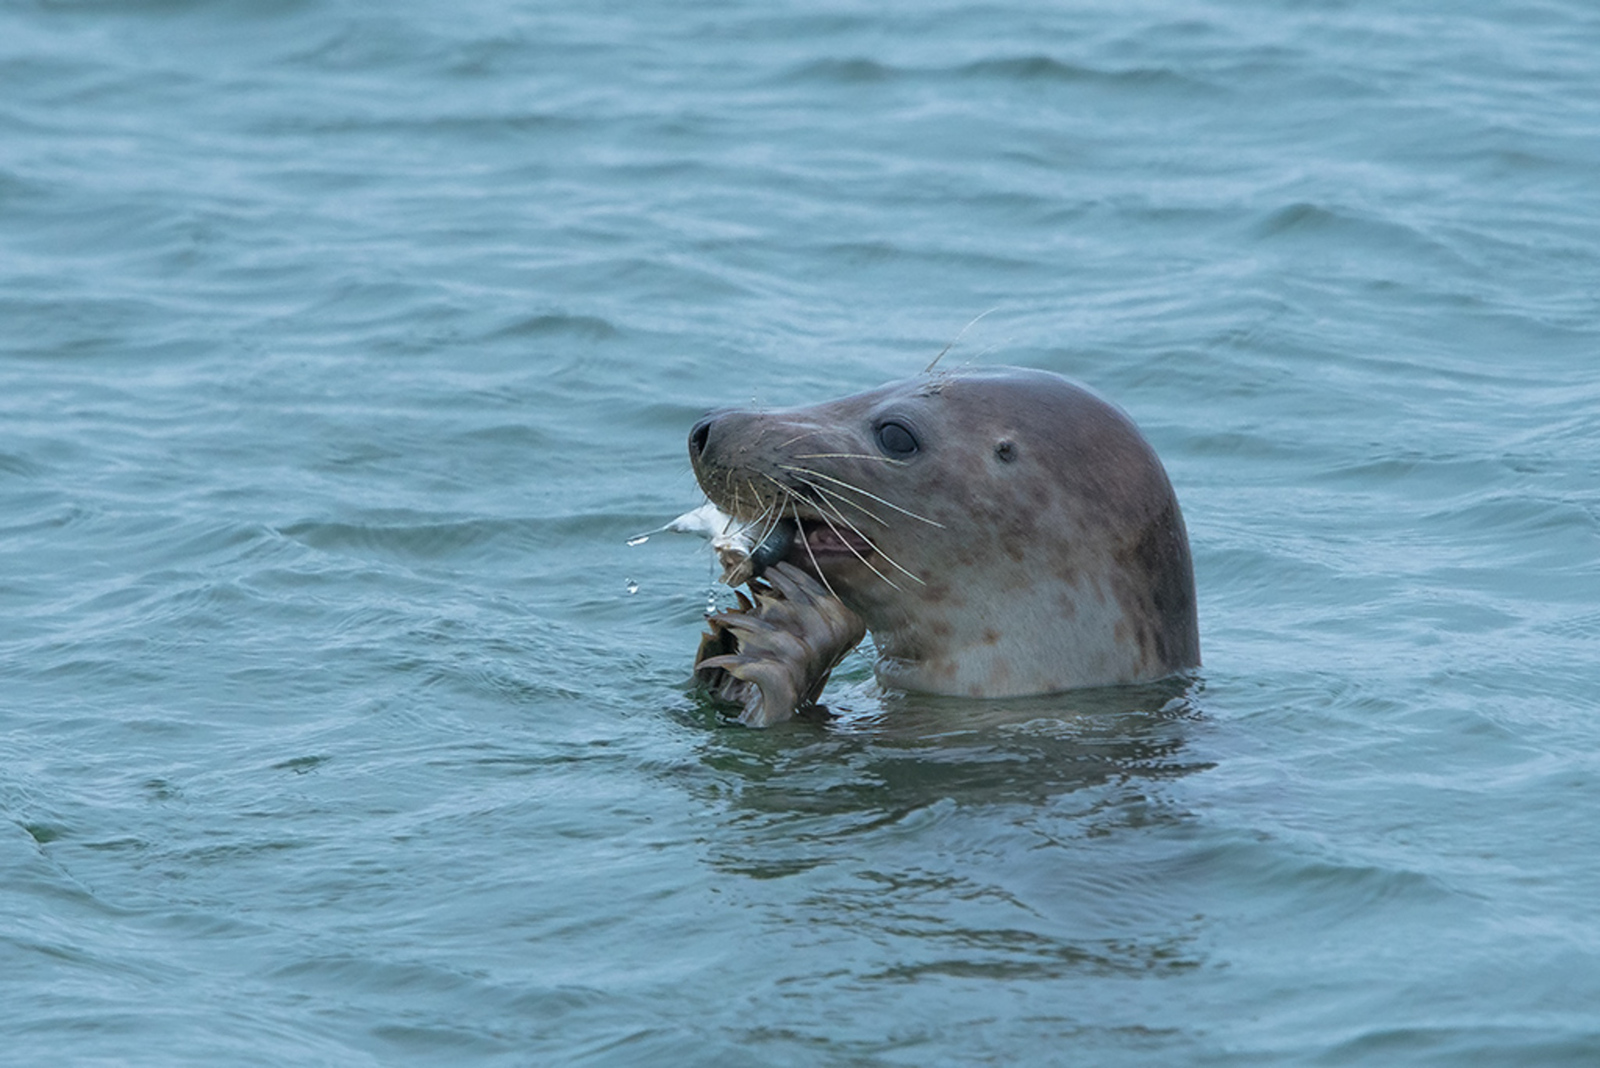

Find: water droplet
[626,534,649,547]
[626,579,639,595]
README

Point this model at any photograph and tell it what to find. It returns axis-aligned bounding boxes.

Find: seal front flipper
[693,562,866,727]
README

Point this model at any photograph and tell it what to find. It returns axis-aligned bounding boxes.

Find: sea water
[3,0,1599,1063]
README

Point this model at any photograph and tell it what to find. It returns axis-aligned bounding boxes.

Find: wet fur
[689,367,1199,699]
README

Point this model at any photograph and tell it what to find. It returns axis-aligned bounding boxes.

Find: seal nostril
[689,417,713,458]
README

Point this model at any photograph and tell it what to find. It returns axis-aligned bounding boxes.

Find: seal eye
[875,420,919,457]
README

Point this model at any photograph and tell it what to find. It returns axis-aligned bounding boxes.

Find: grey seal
[688,366,1198,723]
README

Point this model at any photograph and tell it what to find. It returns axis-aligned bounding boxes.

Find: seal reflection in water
[688,367,1199,726]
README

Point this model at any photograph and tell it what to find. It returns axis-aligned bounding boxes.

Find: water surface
[3,0,1599,1063]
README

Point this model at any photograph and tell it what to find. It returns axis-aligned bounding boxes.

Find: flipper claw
[693,562,866,726]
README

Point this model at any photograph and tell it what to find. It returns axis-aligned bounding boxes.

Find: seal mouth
[709,514,876,584]
[789,518,876,564]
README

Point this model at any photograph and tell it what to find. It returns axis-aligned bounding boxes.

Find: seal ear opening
[995,439,1018,463]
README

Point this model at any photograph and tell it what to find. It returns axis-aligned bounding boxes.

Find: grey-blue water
[3,0,1598,1063]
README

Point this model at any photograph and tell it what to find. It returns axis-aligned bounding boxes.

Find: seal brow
[777,465,946,528]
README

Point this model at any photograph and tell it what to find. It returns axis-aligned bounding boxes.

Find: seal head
[688,367,1198,698]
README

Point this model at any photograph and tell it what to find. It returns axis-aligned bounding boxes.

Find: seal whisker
[759,472,905,592]
[828,509,923,586]
[790,475,889,527]
[810,498,905,592]
[774,430,829,451]
[792,452,908,466]
[787,495,841,600]
[758,501,788,543]
[744,479,787,541]
[730,479,792,552]
[798,482,925,587]
[925,308,999,373]
[777,465,946,528]
[738,480,756,523]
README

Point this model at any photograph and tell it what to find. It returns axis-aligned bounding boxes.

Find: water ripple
[4,0,1600,1063]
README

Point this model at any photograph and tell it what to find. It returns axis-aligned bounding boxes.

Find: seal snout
[689,410,756,469]
[688,414,715,459]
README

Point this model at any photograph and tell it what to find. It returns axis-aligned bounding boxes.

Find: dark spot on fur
[973,494,1043,566]
[995,440,1017,463]
[981,628,1001,645]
